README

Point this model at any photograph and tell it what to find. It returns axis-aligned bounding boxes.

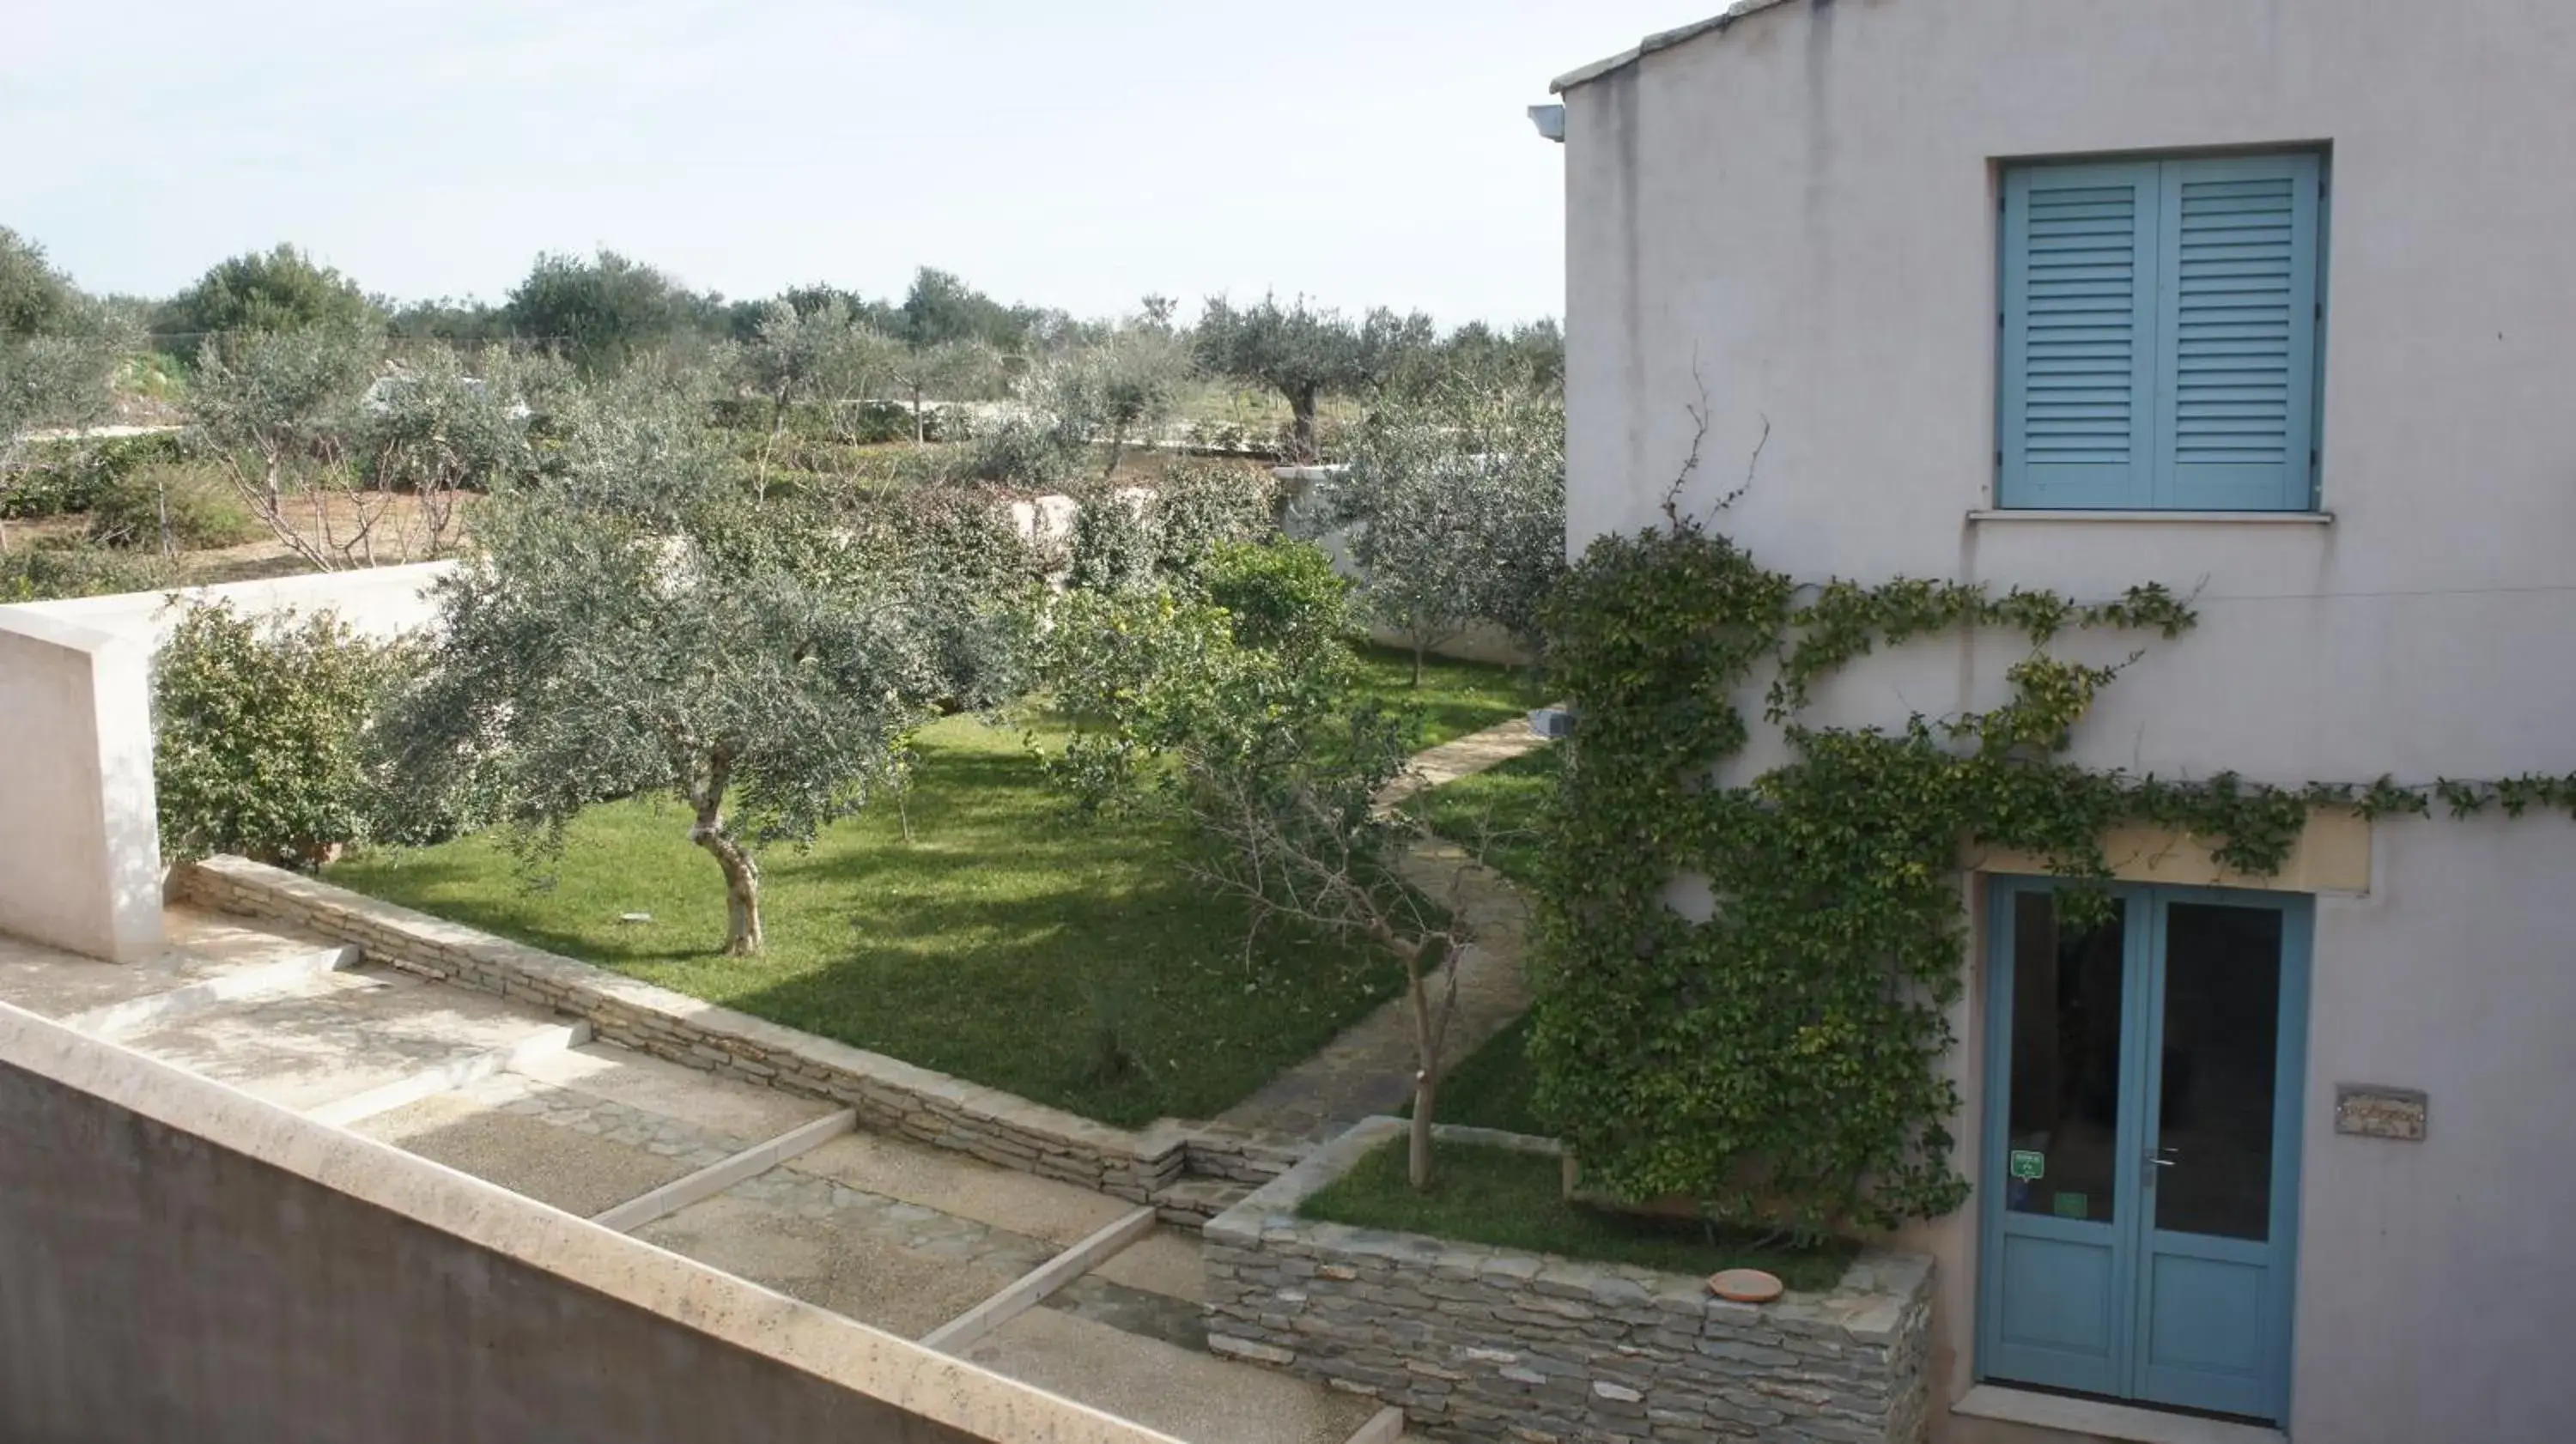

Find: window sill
[1969,509,2332,525]
[1953,1385,2285,1444]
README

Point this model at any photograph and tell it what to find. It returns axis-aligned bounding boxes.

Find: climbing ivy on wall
[1528,494,2576,1241]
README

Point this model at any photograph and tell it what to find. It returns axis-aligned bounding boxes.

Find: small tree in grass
[1042,561,1468,1189]
[1325,369,1566,683]
[379,381,1009,955]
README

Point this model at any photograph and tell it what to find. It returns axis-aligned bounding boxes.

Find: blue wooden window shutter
[2001,153,2324,511]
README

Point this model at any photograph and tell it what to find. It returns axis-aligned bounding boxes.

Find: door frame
[1972,875,2312,1424]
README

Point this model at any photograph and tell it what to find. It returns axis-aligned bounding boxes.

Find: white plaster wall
[1558,3,2576,1438]
[0,563,451,961]
[0,611,163,962]
[9,559,453,650]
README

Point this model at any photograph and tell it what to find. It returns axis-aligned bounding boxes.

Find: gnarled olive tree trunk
[685,750,764,956]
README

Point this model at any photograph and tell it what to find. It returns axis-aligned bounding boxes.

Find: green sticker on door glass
[2008,1150,2045,1181]
[2052,1191,2091,1220]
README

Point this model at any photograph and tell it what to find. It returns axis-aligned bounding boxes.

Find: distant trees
[503,250,723,375]
[1194,294,1437,460]
[0,228,135,544]
[155,245,378,360]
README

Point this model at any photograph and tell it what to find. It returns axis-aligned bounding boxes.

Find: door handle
[2148,1157,2178,1167]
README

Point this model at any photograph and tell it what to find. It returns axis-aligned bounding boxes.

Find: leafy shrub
[1200,538,1351,658]
[152,600,405,868]
[962,415,1084,490]
[84,464,260,551]
[0,431,194,520]
[1151,458,1275,579]
[0,539,175,601]
[1067,486,1156,592]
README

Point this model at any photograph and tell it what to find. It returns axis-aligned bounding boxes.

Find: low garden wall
[179,855,1208,1208]
[1203,1117,1935,1444]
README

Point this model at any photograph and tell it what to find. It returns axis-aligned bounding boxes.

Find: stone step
[1152,1175,1258,1225]
[0,904,356,1038]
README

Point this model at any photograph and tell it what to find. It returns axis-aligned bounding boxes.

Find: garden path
[1212,714,1552,1143]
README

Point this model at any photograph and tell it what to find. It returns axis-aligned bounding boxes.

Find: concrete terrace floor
[0,910,1407,1444]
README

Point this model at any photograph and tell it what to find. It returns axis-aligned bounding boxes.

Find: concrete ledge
[923,1205,1158,1352]
[1952,1385,2286,1444]
[180,857,1200,1202]
[0,998,1188,1444]
[592,1107,858,1235]
[1204,1117,1936,1443]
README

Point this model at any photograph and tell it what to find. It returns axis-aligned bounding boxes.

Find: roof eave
[1550,0,1806,94]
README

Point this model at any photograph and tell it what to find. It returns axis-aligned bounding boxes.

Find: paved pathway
[1214,715,1553,1143]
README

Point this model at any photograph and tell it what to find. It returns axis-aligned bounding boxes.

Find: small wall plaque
[2335,1084,2427,1141]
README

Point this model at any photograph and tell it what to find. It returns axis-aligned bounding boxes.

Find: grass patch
[328,715,1402,1128]
[1351,645,1540,747]
[1300,1137,1855,1292]
[1414,1014,1543,1135]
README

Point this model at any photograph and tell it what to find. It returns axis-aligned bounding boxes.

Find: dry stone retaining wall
[180,856,1193,1204]
[1203,1118,1935,1444]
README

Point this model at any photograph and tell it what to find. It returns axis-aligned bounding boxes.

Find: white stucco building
[1546,2,2576,1441]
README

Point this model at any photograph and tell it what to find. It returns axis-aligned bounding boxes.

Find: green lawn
[1417,1014,1544,1135]
[1300,1137,1854,1292]
[330,716,1402,1128]
[1351,645,1540,748]
[325,648,1534,1130]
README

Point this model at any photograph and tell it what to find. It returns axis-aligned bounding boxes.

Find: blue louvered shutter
[2152,154,2324,510]
[1999,161,2160,509]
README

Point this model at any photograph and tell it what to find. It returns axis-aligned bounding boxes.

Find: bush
[963,415,1084,490]
[1200,538,1352,658]
[0,431,193,520]
[1152,458,1276,580]
[1067,486,1156,592]
[84,464,260,551]
[153,600,405,868]
[0,539,175,601]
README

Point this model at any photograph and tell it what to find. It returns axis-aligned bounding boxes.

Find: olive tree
[1194,294,1434,460]
[377,379,1006,954]
[1060,324,1193,476]
[724,298,903,481]
[1323,371,1567,682]
[0,228,135,546]
[155,244,378,361]
[185,323,392,568]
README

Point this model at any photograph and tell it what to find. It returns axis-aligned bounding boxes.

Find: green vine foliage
[1531,507,2576,1241]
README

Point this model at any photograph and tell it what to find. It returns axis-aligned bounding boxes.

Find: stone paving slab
[635,1184,1024,1340]
[117,969,566,1113]
[790,1130,1142,1248]
[354,1085,696,1217]
[512,1039,839,1149]
[1087,1224,1205,1303]
[963,1306,1381,1444]
[1374,713,1555,808]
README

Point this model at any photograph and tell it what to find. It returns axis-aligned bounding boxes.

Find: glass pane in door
[2004,892,2127,1224]
[2152,903,2284,1241]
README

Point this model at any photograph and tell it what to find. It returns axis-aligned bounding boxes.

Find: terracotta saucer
[1707,1268,1784,1303]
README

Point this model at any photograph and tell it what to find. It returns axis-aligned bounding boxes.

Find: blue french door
[1977,880,2310,1423]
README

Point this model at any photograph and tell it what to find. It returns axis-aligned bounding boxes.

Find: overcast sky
[3,1,1704,325]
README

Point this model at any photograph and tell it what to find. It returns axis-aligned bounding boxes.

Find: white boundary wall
[0,563,453,961]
